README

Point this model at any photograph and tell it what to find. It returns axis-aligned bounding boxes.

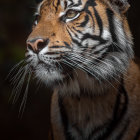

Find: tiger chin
[25,0,140,139]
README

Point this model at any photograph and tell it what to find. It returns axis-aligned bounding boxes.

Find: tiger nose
[27,38,49,53]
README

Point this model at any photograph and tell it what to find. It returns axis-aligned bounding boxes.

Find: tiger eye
[66,10,78,19]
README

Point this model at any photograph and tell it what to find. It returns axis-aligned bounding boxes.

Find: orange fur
[26,0,140,139]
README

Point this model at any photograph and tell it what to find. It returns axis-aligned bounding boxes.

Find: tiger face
[26,0,133,86]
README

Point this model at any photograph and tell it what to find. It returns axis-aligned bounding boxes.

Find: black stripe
[106,9,118,43]
[66,27,73,39]
[44,52,61,55]
[116,119,130,140]
[55,0,60,12]
[58,96,74,140]
[72,27,82,34]
[72,38,82,47]
[107,44,123,53]
[85,10,95,28]
[50,44,71,49]
[67,25,79,38]
[64,42,72,49]
[66,27,82,46]
[84,0,97,8]
[93,51,108,63]
[134,128,140,140]
[93,8,103,36]
[50,46,66,48]
[52,0,59,12]
[84,0,96,27]
[82,33,107,44]
[77,15,89,27]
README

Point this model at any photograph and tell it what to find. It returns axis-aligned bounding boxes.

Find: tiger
[25,0,140,139]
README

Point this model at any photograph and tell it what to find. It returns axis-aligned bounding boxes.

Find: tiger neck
[56,70,128,137]
[58,69,121,96]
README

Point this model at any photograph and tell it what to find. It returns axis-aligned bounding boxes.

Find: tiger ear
[35,0,43,4]
[109,0,130,13]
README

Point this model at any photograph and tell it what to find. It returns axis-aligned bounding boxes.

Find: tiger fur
[25,0,140,139]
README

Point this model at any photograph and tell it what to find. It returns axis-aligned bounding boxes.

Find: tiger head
[26,0,133,86]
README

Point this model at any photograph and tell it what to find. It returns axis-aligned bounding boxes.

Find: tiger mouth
[38,61,55,69]
[33,60,73,75]
[33,61,59,72]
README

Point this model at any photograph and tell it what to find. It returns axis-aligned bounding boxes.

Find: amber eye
[65,10,79,19]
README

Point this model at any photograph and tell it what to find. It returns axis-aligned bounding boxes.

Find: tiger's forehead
[60,0,85,9]
[39,0,88,12]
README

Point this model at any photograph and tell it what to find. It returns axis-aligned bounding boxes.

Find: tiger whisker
[19,68,32,118]
[71,50,131,80]
[10,64,30,104]
[10,66,27,86]
[70,53,122,85]
[56,61,67,87]
[61,59,78,77]
[63,56,101,82]
[64,54,118,90]
[6,60,25,81]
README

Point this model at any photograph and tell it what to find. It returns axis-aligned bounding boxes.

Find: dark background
[0,0,140,140]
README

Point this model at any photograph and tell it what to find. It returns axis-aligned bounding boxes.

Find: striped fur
[25,0,140,139]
